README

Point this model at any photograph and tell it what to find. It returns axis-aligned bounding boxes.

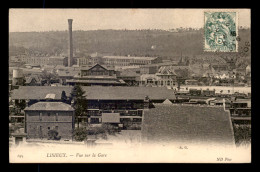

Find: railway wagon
[202,89,215,96]
[189,89,202,96]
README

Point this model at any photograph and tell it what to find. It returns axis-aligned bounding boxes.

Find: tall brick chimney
[68,19,73,67]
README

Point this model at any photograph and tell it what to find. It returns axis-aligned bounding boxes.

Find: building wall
[21,57,67,66]
[139,74,177,87]
[26,111,74,140]
[85,100,145,129]
[76,56,160,67]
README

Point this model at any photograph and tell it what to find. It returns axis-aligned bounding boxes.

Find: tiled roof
[24,102,74,111]
[119,70,140,77]
[11,86,72,100]
[11,86,176,101]
[142,104,235,146]
[82,86,176,100]
[80,64,115,71]
[157,66,177,75]
[66,79,124,84]
[25,75,41,84]
[57,70,79,77]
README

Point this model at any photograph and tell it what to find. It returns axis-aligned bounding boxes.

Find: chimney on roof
[68,19,73,67]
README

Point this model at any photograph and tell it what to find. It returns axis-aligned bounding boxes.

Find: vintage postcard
[9,9,251,163]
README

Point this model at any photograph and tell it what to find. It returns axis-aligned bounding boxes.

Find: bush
[47,130,61,140]
[101,124,118,135]
[233,124,251,146]
[73,128,87,141]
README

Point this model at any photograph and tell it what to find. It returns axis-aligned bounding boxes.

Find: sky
[9,9,251,32]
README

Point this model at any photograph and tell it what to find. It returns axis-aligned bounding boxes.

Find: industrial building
[20,56,68,66]
[75,55,162,67]
[66,64,126,86]
[11,86,176,131]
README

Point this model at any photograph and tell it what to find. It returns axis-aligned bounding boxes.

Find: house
[138,66,177,87]
[24,102,75,140]
[142,104,235,147]
[25,75,42,86]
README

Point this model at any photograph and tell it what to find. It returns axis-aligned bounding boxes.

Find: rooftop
[80,64,115,71]
[66,79,124,84]
[11,86,176,101]
[157,66,177,75]
[81,86,176,100]
[57,70,79,77]
[11,86,72,100]
[118,70,140,77]
[142,104,235,146]
[24,102,74,111]
[102,56,157,60]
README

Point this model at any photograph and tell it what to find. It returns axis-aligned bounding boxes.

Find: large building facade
[21,56,68,66]
[75,55,162,67]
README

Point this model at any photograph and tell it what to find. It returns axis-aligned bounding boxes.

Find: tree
[70,85,87,128]
[73,127,87,141]
[41,70,58,86]
[61,90,68,103]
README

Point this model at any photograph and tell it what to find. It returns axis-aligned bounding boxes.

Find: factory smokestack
[68,19,73,67]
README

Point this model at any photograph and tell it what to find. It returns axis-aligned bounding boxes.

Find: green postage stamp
[204,11,238,52]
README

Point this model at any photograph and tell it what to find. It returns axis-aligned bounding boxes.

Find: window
[48,113,50,116]
[55,126,58,131]
[55,113,58,121]
[48,127,50,130]
[39,112,42,121]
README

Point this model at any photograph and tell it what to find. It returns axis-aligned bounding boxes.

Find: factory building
[20,56,68,66]
[66,64,126,86]
[75,55,162,67]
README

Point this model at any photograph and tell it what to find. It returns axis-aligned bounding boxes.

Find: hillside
[9,29,251,61]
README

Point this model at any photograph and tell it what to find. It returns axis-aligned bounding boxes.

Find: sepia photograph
[9,8,251,163]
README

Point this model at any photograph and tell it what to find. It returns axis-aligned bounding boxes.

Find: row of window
[29,125,58,131]
[139,80,176,86]
[89,117,142,124]
[39,112,59,121]
[87,111,143,116]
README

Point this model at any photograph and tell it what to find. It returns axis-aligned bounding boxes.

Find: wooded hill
[9,28,250,61]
